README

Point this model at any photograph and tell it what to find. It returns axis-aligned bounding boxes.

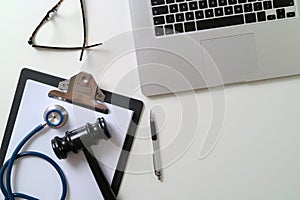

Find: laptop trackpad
[201,33,258,86]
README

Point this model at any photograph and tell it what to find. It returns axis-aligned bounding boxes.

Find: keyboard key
[257,11,266,21]
[234,5,243,13]
[176,0,185,2]
[195,10,205,19]
[228,0,237,4]
[224,6,234,15]
[153,6,169,15]
[165,24,174,35]
[245,13,256,23]
[179,3,188,11]
[174,23,184,33]
[184,21,196,32]
[244,3,253,12]
[219,0,228,6]
[154,16,165,25]
[176,13,185,22]
[267,14,276,20]
[166,14,175,23]
[238,0,246,4]
[169,4,179,13]
[263,1,272,9]
[273,0,294,8]
[189,2,199,10]
[196,14,244,30]
[151,0,165,6]
[185,12,195,20]
[166,0,175,3]
[199,0,208,9]
[205,9,214,18]
[254,2,263,11]
[287,12,295,17]
[276,8,285,19]
[248,0,256,2]
[215,7,224,16]
[209,0,218,7]
[155,26,164,36]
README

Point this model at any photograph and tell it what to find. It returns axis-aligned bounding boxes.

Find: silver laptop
[128,0,300,96]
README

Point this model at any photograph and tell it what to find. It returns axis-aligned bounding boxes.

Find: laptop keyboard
[151,0,297,36]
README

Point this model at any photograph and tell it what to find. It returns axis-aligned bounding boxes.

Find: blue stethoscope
[0,105,69,200]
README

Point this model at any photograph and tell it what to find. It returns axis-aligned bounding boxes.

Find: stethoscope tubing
[0,124,67,200]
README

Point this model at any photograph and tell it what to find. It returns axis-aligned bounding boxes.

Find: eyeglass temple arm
[79,0,87,61]
[28,0,65,46]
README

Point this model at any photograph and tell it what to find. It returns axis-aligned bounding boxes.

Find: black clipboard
[0,68,143,199]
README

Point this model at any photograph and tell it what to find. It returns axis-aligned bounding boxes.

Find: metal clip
[48,72,108,114]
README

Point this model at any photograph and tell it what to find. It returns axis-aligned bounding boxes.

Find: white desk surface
[1,1,300,200]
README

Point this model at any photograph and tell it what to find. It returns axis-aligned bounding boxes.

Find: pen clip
[48,71,109,114]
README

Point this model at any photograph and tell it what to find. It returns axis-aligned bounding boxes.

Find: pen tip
[157,175,163,182]
[155,171,162,181]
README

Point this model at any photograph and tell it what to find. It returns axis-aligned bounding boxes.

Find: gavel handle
[83,148,117,200]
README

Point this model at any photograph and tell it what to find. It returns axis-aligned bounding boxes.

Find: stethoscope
[0,105,68,200]
[0,104,113,200]
[0,105,69,200]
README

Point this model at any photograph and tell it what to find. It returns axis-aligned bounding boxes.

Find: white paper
[4,80,133,200]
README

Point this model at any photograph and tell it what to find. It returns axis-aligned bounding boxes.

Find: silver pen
[150,110,162,181]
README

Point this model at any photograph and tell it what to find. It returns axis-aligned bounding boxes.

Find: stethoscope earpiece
[43,105,68,128]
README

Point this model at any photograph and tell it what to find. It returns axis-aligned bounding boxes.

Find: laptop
[128,0,300,96]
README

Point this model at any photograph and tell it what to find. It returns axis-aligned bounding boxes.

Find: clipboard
[0,68,143,199]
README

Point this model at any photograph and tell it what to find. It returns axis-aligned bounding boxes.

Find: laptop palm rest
[201,33,259,86]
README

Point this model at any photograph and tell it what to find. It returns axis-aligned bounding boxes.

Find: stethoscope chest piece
[43,105,68,128]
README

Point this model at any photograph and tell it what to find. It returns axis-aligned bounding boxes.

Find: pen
[150,110,162,181]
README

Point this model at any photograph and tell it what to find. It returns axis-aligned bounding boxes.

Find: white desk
[1,1,300,199]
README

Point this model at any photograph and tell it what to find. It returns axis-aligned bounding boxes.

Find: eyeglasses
[28,0,102,61]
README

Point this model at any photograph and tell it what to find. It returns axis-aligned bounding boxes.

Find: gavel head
[51,117,111,159]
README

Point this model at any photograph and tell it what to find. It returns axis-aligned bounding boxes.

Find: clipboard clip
[48,72,109,114]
